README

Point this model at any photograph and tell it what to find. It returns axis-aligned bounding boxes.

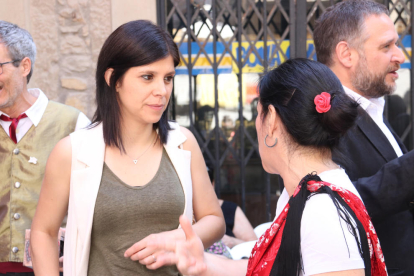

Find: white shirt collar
[343,86,403,157]
[0,88,49,127]
[343,86,385,114]
[25,88,49,127]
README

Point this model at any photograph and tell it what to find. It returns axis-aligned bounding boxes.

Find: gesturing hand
[171,216,208,275]
[132,215,208,275]
[124,228,184,269]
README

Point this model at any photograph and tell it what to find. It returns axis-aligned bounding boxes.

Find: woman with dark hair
[146,58,388,276]
[30,20,225,276]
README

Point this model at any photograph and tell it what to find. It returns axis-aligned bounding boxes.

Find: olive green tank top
[87,149,184,276]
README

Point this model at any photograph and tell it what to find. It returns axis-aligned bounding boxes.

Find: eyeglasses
[0,60,20,75]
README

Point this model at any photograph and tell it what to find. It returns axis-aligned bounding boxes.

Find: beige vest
[64,122,193,276]
[0,101,80,262]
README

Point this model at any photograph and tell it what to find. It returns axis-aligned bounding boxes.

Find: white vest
[64,122,193,276]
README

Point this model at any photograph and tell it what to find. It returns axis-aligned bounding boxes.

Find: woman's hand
[169,216,207,275]
[143,216,208,274]
[124,227,186,268]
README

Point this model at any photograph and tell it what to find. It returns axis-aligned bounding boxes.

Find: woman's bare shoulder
[49,136,72,166]
[179,126,196,140]
[179,126,198,150]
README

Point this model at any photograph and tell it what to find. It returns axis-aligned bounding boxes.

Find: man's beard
[351,56,399,98]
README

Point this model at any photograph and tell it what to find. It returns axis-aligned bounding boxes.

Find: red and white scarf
[246,180,387,276]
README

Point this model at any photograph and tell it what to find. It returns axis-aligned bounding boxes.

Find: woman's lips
[147,104,164,110]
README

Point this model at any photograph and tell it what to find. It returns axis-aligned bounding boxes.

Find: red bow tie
[0,113,28,143]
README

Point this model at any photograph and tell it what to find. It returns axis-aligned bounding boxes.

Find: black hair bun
[319,91,359,146]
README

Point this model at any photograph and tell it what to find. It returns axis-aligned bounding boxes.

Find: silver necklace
[125,134,157,164]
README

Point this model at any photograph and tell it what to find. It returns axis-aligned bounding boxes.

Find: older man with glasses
[0,20,90,275]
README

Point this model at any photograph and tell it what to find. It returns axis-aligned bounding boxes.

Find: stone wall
[32,0,112,118]
[0,0,157,119]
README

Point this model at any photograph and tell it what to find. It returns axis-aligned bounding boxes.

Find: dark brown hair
[314,0,388,66]
[91,20,180,152]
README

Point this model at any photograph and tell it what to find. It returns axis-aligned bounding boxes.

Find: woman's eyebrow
[136,70,176,75]
[136,70,156,74]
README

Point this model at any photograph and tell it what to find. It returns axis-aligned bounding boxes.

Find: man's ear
[20,57,31,78]
[104,68,114,88]
[335,41,356,68]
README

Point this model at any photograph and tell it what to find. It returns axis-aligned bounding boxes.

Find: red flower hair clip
[314,92,331,113]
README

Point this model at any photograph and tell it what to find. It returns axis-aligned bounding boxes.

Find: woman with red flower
[144,58,388,276]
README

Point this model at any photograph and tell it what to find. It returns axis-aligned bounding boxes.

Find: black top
[221,201,237,237]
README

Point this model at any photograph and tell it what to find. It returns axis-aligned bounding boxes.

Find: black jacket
[333,108,414,276]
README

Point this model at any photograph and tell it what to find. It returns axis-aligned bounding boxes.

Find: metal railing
[157,0,414,226]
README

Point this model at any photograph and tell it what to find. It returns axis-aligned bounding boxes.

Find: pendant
[133,160,138,164]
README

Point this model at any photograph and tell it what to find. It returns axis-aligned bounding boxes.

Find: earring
[264,134,277,148]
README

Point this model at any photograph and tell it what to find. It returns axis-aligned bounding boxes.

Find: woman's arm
[180,126,225,247]
[222,206,257,248]
[30,137,72,275]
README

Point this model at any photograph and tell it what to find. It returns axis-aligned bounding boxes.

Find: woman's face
[116,55,175,124]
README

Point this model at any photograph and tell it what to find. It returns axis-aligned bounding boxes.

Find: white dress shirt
[343,86,403,157]
[0,88,90,142]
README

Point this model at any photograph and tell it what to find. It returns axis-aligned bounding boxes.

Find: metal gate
[156,0,414,227]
